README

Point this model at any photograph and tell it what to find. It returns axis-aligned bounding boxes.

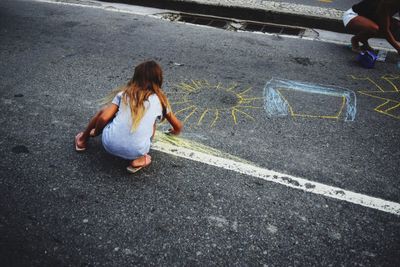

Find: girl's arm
[165,112,183,135]
[379,5,400,54]
[92,103,119,136]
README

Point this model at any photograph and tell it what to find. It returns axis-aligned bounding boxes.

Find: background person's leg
[391,17,400,41]
[346,16,379,52]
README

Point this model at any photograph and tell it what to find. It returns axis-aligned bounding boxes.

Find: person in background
[343,0,400,54]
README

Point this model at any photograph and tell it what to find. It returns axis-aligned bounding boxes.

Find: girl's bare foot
[127,154,152,173]
[131,154,152,167]
[351,36,362,53]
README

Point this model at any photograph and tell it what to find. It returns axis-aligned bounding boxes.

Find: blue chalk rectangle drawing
[263,78,357,122]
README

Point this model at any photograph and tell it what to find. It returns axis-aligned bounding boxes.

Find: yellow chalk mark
[191,80,202,89]
[153,130,251,164]
[358,90,400,120]
[374,100,391,111]
[350,75,385,92]
[335,96,346,119]
[382,74,400,79]
[238,86,252,96]
[183,107,197,123]
[276,89,295,116]
[179,82,196,89]
[232,109,237,124]
[233,108,256,121]
[235,105,262,109]
[172,80,263,127]
[374,109,400,119]
[318,0,332,3]
[293,114,339,119]
[166,91,186,94]
[240,97,264,102]
[226,83,238,92]
[276,88,345,120]
[178,83,196,92]
[203,80,211,87]
[384,103,400,112]
[358,91,400,104]
[171,100,191,105]
[210,109,219,127]
[197,109,209,125]
[175,105,196,115]
[382,75,399,92]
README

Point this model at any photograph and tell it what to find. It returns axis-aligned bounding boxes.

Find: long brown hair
[103,61,171,131]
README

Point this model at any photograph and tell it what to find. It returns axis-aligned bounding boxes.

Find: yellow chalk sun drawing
[351,74,400,120]
[168,80,263,127]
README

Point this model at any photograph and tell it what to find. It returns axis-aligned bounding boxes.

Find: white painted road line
[153,140,400,216]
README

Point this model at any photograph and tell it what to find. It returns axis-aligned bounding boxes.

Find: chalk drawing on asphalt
[263,78,357,121]
[168,80,263,127]
[352,74,400,120]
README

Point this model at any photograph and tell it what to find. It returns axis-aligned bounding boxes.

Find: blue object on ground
[356,50,377,69]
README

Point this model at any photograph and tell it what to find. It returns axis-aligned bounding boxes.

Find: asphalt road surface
[1,0,399,266]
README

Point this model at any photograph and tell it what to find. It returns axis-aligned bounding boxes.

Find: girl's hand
[165,128,179,135]
[165,112,183,135]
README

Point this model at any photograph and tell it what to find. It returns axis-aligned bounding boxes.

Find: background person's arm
[379,4,400,53]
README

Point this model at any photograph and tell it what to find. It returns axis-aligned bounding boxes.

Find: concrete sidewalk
[101,0,346,32]
[37,0,396,52]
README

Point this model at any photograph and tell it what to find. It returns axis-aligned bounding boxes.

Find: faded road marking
[152,138,400,216]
